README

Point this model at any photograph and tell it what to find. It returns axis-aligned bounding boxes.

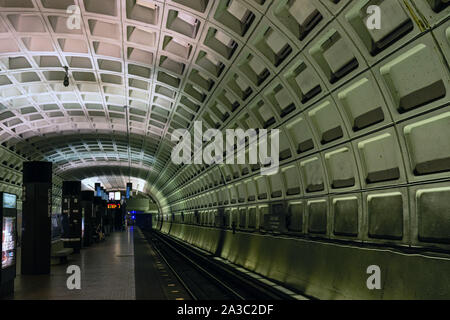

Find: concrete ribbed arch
[13,132,158,167]
[60,164,168,213]
[0,1,448,222]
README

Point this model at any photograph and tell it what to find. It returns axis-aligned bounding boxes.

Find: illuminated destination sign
[107,203,121,209]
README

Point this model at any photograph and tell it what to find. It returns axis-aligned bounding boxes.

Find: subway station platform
[0,0,449,302]
[8,228,190,300]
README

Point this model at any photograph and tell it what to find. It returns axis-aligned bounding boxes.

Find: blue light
[132,216,135,220]
[126,183,132,199]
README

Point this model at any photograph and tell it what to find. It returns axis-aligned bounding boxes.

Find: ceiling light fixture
[63,66,69,87]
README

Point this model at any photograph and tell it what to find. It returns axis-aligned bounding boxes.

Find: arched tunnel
[0,0,449,303]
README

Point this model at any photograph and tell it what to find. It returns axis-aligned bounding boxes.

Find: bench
[51,239,73,265]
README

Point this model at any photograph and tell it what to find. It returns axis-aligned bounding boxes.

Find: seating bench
[51,239,73,265]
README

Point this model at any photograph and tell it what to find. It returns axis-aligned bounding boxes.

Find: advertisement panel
[2,217,16,269]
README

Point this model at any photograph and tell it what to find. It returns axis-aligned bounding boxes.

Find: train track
[143,230,301,300]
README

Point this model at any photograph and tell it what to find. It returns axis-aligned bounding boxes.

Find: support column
[21,161,52,275]
[61,181,82,253]
[81,190,94,247]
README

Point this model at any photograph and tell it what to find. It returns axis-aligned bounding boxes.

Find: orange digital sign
[107,203,121,209]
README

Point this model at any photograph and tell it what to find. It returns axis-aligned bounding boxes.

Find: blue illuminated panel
[3,193,17,209]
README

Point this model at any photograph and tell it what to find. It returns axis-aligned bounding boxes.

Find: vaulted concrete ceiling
[0,0,449,210]
[0,0,259,191]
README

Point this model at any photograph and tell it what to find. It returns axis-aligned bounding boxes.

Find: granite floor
[7,227,191,300]
[10,228,136,300]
